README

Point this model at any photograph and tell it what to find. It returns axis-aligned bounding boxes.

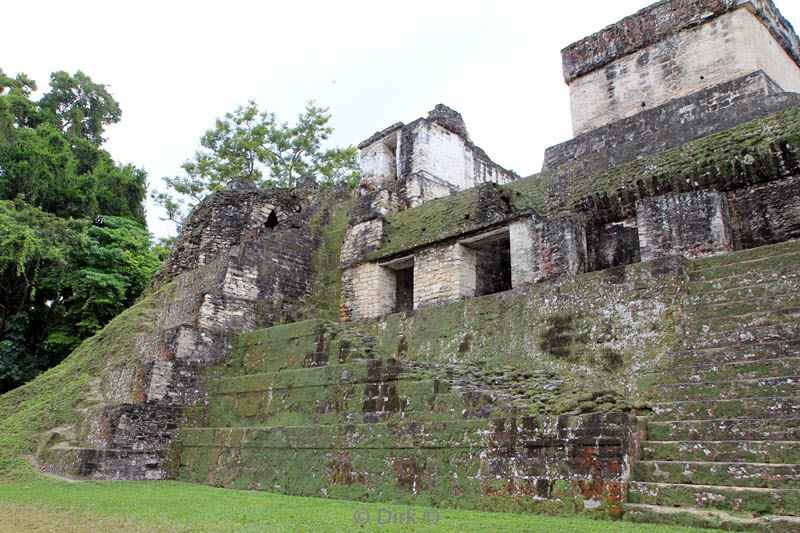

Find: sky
[6,0,800,238]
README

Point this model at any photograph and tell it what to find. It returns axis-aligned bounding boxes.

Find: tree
[0,70,146,223]
[0,69,38,143]
[153,101,359,226]
[0,199,85,388]
[39,70,122,144]
[0,201,162,392]
[0,68,160,392]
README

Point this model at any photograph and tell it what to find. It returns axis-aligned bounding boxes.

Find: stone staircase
[172,318,635,512]
[625,240,800,531]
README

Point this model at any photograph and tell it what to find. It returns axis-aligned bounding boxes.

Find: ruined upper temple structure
[339,0,800,322]
[34,1,800,530]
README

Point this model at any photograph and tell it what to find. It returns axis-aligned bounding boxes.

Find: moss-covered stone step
[690,259,800,295]
[178,413,632,451]
[645,357,800,385]
[632,460,800,489]
[207,359,423,395]
[623,502,800,532]
[685,307,800,336]
[202,384,516,428]
[646,418,800,442]
[688,279,800,308]
[224,319,379,376]
[205,379,449,426]
[651,376,800,402]
[683,323,800,351]
[178,420,492,450]
[641,440,800,464]
[690,241,800,278]
[174,438,629,510]
[688,293,800,321]
[650,397,800,421]
[39,446,169,481]
[627,481,800,518]
[669,340,800,367]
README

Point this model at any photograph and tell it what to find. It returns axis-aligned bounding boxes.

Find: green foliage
[0,68,146,224]
[0,200,85,388]
[0,203,162,391]
[0,68,159,392]
[38,70,122,144]
[62,216,162,339]
[153,101,359,226]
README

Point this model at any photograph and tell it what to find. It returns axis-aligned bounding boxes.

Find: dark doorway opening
[476,238,512,296]
[394,267,414,313]
[462,228,512,297]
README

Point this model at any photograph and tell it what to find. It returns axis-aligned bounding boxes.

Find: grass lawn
[0,476,721,533]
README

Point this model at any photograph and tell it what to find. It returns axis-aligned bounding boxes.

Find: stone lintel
[377,255,415,270]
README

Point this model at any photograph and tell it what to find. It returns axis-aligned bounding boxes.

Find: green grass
[0,478,721,533]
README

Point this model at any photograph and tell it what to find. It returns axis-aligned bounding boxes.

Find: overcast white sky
[6,0,800,238]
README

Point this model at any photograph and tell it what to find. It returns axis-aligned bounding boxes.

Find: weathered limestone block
[153,189,301,285]
[340,263,396,320]
[407,120,517,189]
[359,135,399,191]
[564,2,800,134]
[86,404,184,451]
[510,216,587,286]
[543,71,800,173]
[727,174,800,249]
[637,190,733,261]
[414,243,476,308]
[397,174,457,209]
[340,219,385,268]
[221,263,259,300]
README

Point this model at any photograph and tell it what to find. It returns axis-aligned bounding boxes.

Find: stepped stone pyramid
[26,0,800,530]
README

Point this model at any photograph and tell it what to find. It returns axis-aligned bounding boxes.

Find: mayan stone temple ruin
[34,0,800,530]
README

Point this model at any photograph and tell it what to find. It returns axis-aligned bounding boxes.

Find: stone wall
[153,188,302,285]
[510,216,587,286]
[173,303,669,513]
[340,263,397,321]
[566,6,800,134]
[406,121,518,189]
[358,125,401,191]
[586,219,640,273]
[562,0,800,83]
[37,186,349,481]
[414,243,476,308]
[543,71,800,172]
[339,219,384,268]
[636,190,733,261]
[727,174,800,249]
